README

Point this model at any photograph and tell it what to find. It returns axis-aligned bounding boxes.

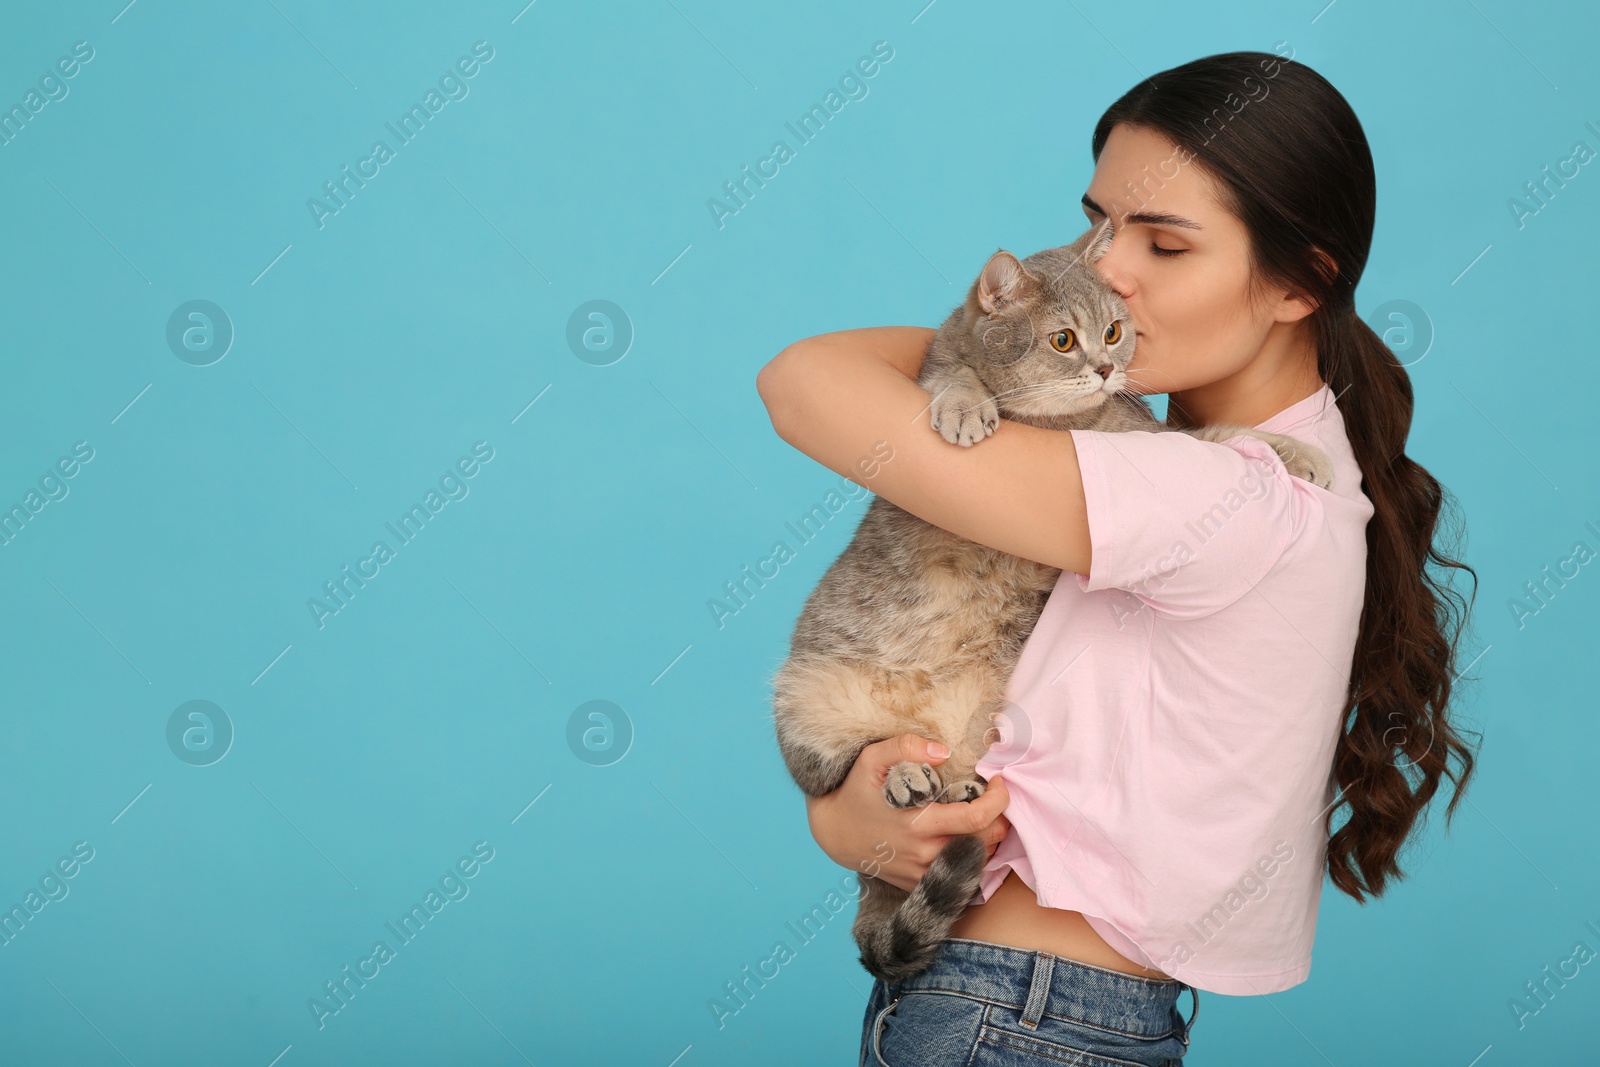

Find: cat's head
[958,221,1136,418]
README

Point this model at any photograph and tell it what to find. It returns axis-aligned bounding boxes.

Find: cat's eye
[1050,329,1076,352]
[1104,321,1122,344]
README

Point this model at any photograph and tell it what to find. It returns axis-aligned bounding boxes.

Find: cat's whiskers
[964,377,1104,416]
[992,380,1085,402]
[943,378,1096,418]
[997,377,1100,401]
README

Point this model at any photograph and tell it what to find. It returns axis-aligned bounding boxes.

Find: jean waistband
[889,937,1199,1041]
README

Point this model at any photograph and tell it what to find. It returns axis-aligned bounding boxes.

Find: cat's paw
[928,385,999,447]
[1272,438,1335,490]
[940,779,987,803]
[884,761,942,808]
[1182,425,1335,491]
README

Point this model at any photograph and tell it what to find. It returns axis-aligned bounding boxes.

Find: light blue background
[0,1,1595,1064]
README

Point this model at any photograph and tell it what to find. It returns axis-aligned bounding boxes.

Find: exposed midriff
[947,869,1173,980]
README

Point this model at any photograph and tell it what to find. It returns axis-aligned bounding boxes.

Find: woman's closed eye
[1081,211,1187,259]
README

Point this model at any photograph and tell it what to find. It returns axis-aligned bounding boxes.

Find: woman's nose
[1095,245,1133,299]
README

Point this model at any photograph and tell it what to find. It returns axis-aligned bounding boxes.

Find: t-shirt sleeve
[1068,426,1322,620]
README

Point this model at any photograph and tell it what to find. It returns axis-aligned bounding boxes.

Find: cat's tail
[857,834,988,983]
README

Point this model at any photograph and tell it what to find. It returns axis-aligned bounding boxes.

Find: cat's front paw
[884,761,942,808]
[1273,438,1335,490]
[940,779,987,803]
[928,385,999,447]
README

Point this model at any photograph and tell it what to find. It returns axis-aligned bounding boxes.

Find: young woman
[756,51,1480,1065]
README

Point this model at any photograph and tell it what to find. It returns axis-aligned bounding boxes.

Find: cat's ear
[977,251,1037,315]
[1084,218,1115,264]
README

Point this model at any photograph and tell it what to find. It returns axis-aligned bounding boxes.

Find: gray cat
[770,220,1334,984]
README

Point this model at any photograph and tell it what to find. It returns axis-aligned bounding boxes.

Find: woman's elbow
[755,350,786,407]
[757,344,806,436]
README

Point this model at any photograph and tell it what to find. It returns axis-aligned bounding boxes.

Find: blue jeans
[858,937,1200,1067]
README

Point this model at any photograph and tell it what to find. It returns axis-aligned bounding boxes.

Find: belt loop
[1020,952,1055,1028]
[1179,985,1200,1047]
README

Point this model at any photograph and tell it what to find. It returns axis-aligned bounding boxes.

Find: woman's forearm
[757,325,936,405]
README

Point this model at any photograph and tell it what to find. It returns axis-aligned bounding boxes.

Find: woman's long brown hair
[1092,51,1482,903]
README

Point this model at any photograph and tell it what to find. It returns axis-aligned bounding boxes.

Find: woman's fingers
[865,733,951,780]
[983,812,1012,856]
[911,774,1011,839]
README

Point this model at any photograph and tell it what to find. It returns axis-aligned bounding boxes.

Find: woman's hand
[805,734,1012,893]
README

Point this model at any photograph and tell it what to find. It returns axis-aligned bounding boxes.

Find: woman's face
[1080,122,1306,397]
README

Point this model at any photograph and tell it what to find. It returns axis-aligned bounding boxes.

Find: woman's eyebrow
[1080,192,1203,230]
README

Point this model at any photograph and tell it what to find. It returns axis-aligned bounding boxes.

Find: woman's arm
[756,326,1095,574]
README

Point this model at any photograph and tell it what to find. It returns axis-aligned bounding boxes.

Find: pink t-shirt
[972,382,1373,996]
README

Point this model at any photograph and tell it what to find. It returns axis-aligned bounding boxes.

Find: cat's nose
[1094,362,1114,380]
